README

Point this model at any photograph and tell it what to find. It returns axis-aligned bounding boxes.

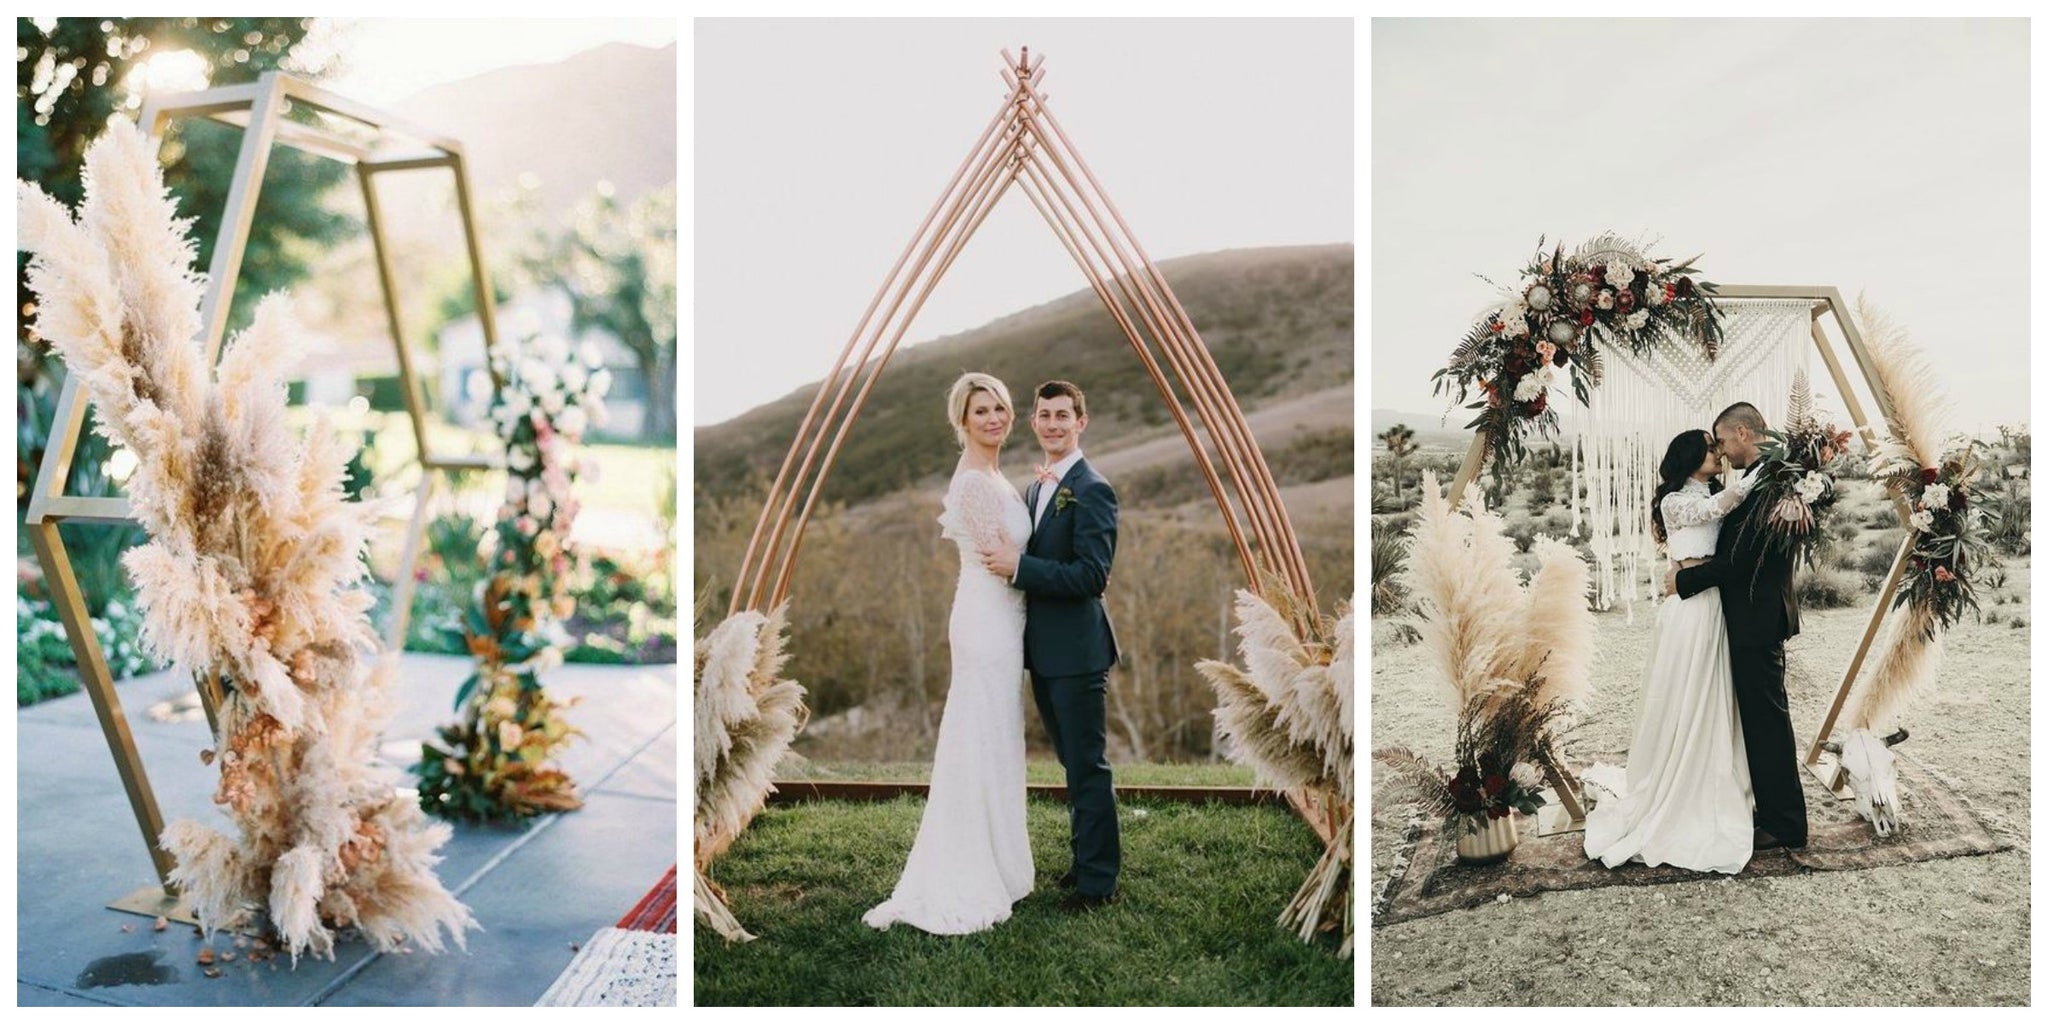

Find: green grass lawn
[779,760,1261,788]
[695,795,1351,1006]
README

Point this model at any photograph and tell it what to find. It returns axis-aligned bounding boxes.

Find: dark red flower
[1589,264,1607,282]
[1524,393,1548,416]
[1616,289,1637,314]
[1664,282,1678,301]
[1578,310,1595,326]
[1921,467,1941,485]
[1490,320,1505,333]
[1487,805,1508,819]
[1483,774,1507,798]
[1949,487,1966,511]
[1677,277,1695,297]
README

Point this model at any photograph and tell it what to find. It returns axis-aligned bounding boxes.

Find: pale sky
[693,18,1354,426]
[304,17,677,105]
[1373,18,2029,435]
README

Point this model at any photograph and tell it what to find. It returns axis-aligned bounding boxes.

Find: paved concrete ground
[16,654,677,1007]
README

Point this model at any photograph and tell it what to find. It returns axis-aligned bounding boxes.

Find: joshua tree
[1379,423,1417,502]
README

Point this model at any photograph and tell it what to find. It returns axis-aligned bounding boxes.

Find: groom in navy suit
[980,380,1122,910]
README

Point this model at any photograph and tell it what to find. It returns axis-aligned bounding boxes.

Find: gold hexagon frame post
[1446,286,1912,835]
[23,71,502,909]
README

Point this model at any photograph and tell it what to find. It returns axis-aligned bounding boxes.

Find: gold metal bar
[275,74,467,156]
[360,154,456,174]
[447,150,505,394]
[201,110,372,163]
[29,495,133,525]
[733,84,1028,615]
[27,522,176,890]
[385,472,440,653]
[134,80,266,130]
[1806,530,1916,767]
[354,163,433,455]
[196,72,287,363]
[24,373,91,526]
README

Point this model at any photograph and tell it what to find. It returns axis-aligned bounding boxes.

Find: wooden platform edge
[766,779,1290,807]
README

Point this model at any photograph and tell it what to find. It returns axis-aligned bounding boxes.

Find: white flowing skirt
[862,573,1033,934]
[1583,586,1755,874]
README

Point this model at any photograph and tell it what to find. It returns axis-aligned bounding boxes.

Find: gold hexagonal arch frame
[1444,285,1916,834]
[23,71,503,914]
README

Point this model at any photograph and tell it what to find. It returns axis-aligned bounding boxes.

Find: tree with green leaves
[18,17,355,521]
[511,182,677,441]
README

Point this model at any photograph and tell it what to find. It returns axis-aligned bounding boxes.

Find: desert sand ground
[1368,557,2031,1006]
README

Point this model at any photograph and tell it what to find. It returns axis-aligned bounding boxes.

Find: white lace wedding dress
[862,466,1034,934]
[1582,473,1758,874]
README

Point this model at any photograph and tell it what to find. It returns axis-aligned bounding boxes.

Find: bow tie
[1034,463,1060,485]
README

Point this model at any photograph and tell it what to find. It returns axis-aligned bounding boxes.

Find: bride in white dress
[863,372,1035,934]
[1583,429,1760,874]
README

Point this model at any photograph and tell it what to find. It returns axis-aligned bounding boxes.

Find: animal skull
[1822,728,1909,837]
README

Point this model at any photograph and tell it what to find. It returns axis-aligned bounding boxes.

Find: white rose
[506,476,525,503]
[1795,472,1827,503]
[1512,373,1545,402]
[1909,508,1934,532]
[1510,762,1542,791]
[536,333,570,366]
[522,361,559,399]
[1920,483,1950,509]
[557,404,589,439]
[589,399,611,428]
[580,339,605,367]
[530,490,553,520]
[589,367,613,398]
[1607,264,1636,290]
[507,447,536,472]
[502,389,532,418]
[1625,310,1650,330]
[1499,312,1530,339]
[539,389,566,416]
[1596,290,1615,310]
[529,476,549,502]
[560,362,588,394]
[1644,283,1666,307]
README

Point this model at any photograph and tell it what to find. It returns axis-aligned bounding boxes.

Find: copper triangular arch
[728,48,1321,628]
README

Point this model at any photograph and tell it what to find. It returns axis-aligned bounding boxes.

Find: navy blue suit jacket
[1015,457,1120,677]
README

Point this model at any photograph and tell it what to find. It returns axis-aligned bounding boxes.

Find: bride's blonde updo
[945,371,1013,448]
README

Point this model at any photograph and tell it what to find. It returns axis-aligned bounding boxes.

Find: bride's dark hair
[1650,429,1718,546]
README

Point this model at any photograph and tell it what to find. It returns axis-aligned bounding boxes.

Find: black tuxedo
[1675,477,1809,844]
[1015,456,1121,895]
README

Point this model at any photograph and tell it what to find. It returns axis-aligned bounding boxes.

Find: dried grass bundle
[693,605,809,942]
[1846,600,1943,733]
[18,124,473,961]
[1198,585,1354,956]
[1858,295,1952,480]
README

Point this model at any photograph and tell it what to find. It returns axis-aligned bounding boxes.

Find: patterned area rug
[1372,750,2009,928]
[618,864,678,933]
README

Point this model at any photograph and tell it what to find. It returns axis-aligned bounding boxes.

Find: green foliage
[1370,516,1407,616]
[694,796,1350,1004]
[1798,565,1867,610]
[16,592,160,705]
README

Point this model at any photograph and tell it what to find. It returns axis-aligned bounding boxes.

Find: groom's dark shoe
[1059,888,1121,913]
[1753,828,1806,851]
[1056,870,1078,890]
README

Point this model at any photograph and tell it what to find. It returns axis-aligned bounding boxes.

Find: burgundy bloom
[1578,310,1596,327]
[1487,805,1508,820]
[1949,487,1966,511]
[1921,467,1941,485]
[1616,289,1637,313]
[1589,263,1607,282]
[1524,393,1549,416]
[1483,774,1507,798]
[1677,277,1696,297]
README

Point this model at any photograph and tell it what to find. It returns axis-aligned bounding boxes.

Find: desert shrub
[1503,519,1537,554]
[1857,545,1898,576]
[1978,563,2008,591]
[1539,508,1574,538]
[1985,609,2002,624]
[1798,565,1865,609]
[1371,516,1408,615]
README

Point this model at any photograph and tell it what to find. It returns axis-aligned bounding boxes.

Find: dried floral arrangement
[1433,233,1726,481]
[1843,297,1998,737]
[1198,584,1354,957]
[1372,471,1594,846]
[16,124,473,961]
[694,603,808,943]
[1734,368,1851,569]
[414,331,611,821]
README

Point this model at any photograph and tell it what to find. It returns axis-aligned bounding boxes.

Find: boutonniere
[1053,487,1076,515]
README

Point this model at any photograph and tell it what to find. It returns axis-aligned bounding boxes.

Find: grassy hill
[695,243,1353,509]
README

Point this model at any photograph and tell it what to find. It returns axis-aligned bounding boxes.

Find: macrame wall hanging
[1566,298,1813,611]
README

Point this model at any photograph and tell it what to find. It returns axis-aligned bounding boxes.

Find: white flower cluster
[1920,483,1950,510]
[488,335,614,445]
[1794,471,1828,504]
[1606,264,1636,290]
[1909,508,1934,532]
[1624,309,1651,331]
[1512,364,1559,402]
